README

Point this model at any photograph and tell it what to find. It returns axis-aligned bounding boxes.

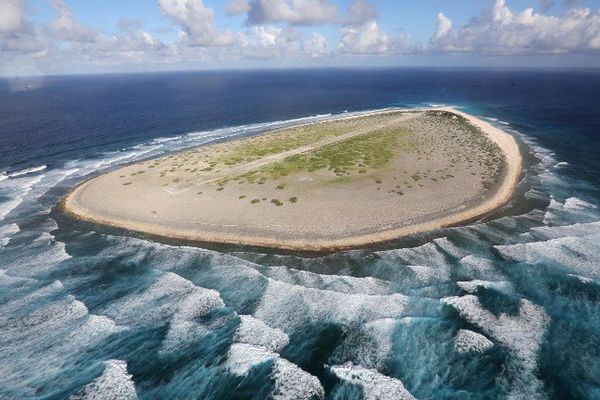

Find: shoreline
[59,107,523,252]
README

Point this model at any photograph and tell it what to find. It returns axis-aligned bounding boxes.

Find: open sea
[0,68,599,399]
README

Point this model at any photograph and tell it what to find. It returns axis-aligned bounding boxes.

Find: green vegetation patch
[212,112,407,167]
[239,126,413,182]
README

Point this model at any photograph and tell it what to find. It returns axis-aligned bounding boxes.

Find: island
[60,107,522,252]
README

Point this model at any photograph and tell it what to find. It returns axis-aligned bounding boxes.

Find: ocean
[0,68,599,399]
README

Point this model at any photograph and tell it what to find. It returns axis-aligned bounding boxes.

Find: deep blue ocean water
[0,68,599,399]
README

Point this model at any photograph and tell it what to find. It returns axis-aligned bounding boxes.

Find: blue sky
[2,0,600,75]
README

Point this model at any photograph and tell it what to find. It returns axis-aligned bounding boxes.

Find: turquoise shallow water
[0,69,599,399]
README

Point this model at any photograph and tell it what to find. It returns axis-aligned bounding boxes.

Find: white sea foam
[226,342,278,375]
[0,280,64,319]
[104,272,224,326]
[330,363,416,400]
[524,221,600,241]
[332,318,397,370]
[253,279,408,331]
[152,136,182,144]
[161,319,211,354]
[458,255,502,280]
[2,295,89,337]
[454,329,494,353]
[0,268,31,287]
[442,295,549,370]
[7,165,47,177]
[567,274,594,284]
[525,187,549,202]
[378,241,450,268]
[443,296,551,399]
[405,265,438,282]
[69,360,137,400]
[0,223,20,246]
[496,233,600,279]
[0,173,44,221]
[226,343,324,400]
[426,103,446,108]
[542,196,599,225]
[72,315,123,342]
[235,315,289,352]
[457,280,513,294]
[563,197,598,211]
[0,195,24,221]
[260,266,395,295]
[271,357,325,400]
[433,237,469,259]
[1,233,71,277]
[160,277,227,353]
[376,241,453,284]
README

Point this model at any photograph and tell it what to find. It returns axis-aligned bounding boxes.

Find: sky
[1,0,600,76]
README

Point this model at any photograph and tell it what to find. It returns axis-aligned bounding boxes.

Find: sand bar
[60,107,522,252]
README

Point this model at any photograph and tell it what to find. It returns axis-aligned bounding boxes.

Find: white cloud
[339,20,389,55]
[226,0,250,16]
[0,0,45,54]
[159,0,236,46]
[337,0,415,56]
[302,32,328,57]
[2,0,600,74]
[239,25,297,58]
[433,12,452,41]
[246,0,338,26]
[491,0,513,24]
[47,0,98,42]
[345,0,378,26]
[0,0,25,33]
[236,25,329,59]
[432,0,600,54]
[90,31,173,63]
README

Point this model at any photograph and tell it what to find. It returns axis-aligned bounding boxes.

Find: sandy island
[60,107,522,252]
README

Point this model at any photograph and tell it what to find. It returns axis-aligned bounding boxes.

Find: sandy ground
[61,107,522,251]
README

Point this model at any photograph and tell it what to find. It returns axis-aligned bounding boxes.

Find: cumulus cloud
[336,0,416,56]
[0,0,45,54]
[230,24,329,60]
[432,0,600,54]
[84,30,174,64]
[433,12,452,41]
[237,25,289,57]
[245,0,337,26]
[159,0,236,46]
[302,32,328,57]
[345,0,378,26]
[2,0,600,74]
[0,0,25,33]
[47,0,98,42]
[339,20,389,55]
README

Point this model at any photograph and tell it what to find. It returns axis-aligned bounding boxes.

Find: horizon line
[3,65,600,79]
